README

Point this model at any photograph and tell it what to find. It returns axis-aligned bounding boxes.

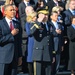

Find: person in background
[63,0,75,27]
[52,6,64,25]
[14,0,22,7]
[33,0,38,4]
[42,0,50,6]
[18,0,35,57]
[67,16,75,75]
[25,11,37,75]
[65,0,72,10]
[48,0,65,15]
[34,0,44,11]
[25,6,34,16]
[0,4,22,75]
[63,0,75,69]
[50,11,64,75]
[19,4,35,73]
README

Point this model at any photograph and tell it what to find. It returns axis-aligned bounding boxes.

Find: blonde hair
[26,12,37,22]
[52,6,61,12]
[65,0,75,10]
[5,0,14,5]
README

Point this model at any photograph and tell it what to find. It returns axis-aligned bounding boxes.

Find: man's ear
[50,15,52,19]
[4,11,6,16]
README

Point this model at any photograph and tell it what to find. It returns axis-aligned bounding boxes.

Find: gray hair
[4,4,13,11]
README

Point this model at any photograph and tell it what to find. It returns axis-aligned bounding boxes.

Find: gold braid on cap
[38,6,49,14]
[38,10,49,14]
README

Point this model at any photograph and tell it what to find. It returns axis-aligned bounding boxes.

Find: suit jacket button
[48,43,49,45]
[47,40,49,41]
[36,47,38,49]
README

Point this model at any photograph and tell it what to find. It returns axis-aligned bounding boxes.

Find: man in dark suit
[14,0,22,7]
[62,0,75,70]
[48,0,59,13]
[14,0,35,7]
[43,0,50,6]
[0,4,22,75]
[63,0,75,26]
[30,6,55,75]
[48,0,65,14]
[50,11,64,75]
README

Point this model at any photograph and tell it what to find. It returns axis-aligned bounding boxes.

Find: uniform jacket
[30,21,54,62]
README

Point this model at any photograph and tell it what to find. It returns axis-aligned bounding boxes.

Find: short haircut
[50,11,58,16]
[4,4,13,11]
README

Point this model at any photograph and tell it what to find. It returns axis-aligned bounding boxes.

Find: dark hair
[70,16,75,23]
[50,11,58,16]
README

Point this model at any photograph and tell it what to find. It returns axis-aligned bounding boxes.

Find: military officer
[30,6,55,75]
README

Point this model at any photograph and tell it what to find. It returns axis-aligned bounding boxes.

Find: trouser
[28,62,33,75]
[0,62,17,75]
[4,64,17,75]
[34,61,51,75]
[0,64,4,75]
[56,54,60,71]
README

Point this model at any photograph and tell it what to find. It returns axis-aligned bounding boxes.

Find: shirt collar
[69,8,75,14]
[42,22,47,25]
[5,17,12,27]
[24,0,29,6]
[51,20,57,24]
[51,20,59,29]
[53,0,58,4]
[72,24,75,29]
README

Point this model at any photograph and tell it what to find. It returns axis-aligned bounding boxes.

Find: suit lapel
[50,21,56,29]
[3,18,11,31]
[23,2,26,7]
[13,20,19,29]
[68,9,73,16]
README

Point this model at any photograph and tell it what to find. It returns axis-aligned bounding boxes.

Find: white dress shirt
[24,0,30,6]
[52,20,59,29]
[5,17,13,28]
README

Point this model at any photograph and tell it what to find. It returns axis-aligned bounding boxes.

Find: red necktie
[10,21,14,31]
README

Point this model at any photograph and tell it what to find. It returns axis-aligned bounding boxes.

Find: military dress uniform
[30,6,56,74]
